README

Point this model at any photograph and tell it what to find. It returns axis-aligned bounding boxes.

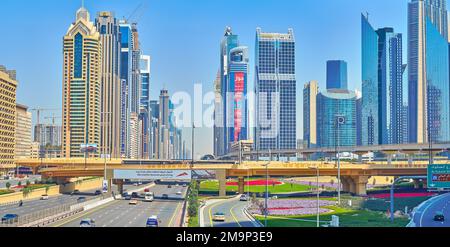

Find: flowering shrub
[226,179,283,186]
[249,199,335,216]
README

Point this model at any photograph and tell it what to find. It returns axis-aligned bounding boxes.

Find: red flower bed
[371,192,437,199]
[226,179,282,186]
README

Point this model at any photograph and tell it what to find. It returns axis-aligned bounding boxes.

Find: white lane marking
[420,193,450,227]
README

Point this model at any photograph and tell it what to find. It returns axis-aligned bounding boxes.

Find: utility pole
[191,123,195,168]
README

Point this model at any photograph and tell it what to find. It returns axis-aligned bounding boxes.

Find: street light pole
[335,115,344,206]
[191,123,195,168]
[265,149,271,227]
[309,165,320,227]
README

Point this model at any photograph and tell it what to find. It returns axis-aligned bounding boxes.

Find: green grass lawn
[362,196,431,212]
[254,206,409,227]
[0,189,14,195]
[188,214,199,227]
[199,180,313,194]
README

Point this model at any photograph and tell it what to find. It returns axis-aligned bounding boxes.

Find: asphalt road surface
[0,183,150,217]
[412,192,450,227]
[202,197,256,227]
[53,184,188,227]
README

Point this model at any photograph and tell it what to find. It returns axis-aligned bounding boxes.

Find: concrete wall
[59,177,103,194]
[0,185,60,204]
[0,177,103,204]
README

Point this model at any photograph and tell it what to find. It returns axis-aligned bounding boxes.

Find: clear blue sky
[1,0,409,156]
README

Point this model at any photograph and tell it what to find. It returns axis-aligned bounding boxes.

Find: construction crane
[30,108,60,126]
[125,2,148,24]
[44,115,62,125]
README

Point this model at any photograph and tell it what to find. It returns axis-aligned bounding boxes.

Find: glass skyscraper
[119,21,132,157]
[317,90,357,148]
[408,0,450,143]
[376,28,405,144]
[361,13,379,146]
[326,60,348,90]
[255,28,296,151]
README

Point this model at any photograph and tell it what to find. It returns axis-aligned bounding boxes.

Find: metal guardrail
[0,195,104,227]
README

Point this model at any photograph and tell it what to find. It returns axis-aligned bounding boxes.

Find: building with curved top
[62,6,101,158]
[317,89,357,148]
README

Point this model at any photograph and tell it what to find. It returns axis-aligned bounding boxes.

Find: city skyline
[2,0,410,155]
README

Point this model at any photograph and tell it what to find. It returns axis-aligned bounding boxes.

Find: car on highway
[176,191,182,196]
[80,219,96,227]
[1,214,19,224]
[144,192,154,202]
[161,194,169,200]
[129,199,138,205]
[240,194,248,201]
[131,192,139,198]
[94,190,102,196]
[176,184,179,187]
[77,197,87,203]
[182,184,187,188]
[71,190,80,195]
[434,211,445,222]
[167,185,172,188]
[41,194,49,200]
[133,183,139,186]
[146,216,161,227]
[212,212,226,222]
[144,188,150,193]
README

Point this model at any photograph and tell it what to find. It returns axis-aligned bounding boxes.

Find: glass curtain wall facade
[326,60,348,90]
[377,28,405,144]
[408,0,449,143]
[361,13,379,146]
[317,90,357,148]
[119,21,132,157]
[303,81,318,148]
[255,28,296,151]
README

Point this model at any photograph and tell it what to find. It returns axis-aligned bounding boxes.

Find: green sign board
[427,164,450,189]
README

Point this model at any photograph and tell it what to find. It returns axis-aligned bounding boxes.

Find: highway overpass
[15,158,450,196]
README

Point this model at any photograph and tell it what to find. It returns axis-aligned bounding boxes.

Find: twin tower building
[62,7,150,159]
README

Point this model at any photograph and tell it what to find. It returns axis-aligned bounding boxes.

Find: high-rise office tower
[215,27,239,157]
[254,28,296,151]
[303,81,319,148]
[361,14,379,146]
[149,100,159,159]
[129,112,139,159]
[128,23,142,157]
[317,89,357,148]
[408,0,450,143]
[159,89,170,159]
[34,124,62,147]
[15,104,32,159]
[226,46,249,151]
[139,55,151,159]
[376,28,404,144]
[62,6,101,158]
[362,14,407,145]
[95,11,121,158]
[326,60,348,90]
[119,21,132,157]
[213,70,222,157]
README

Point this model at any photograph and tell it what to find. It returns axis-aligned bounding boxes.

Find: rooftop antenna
[82,0,84,8]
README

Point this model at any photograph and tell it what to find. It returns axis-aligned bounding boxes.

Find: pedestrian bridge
[15,158,450,196]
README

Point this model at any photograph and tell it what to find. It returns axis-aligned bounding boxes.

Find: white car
[176,191,182,196]
[41,194,49,200]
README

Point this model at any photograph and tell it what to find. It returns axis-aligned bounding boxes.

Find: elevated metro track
[218,143,450,160]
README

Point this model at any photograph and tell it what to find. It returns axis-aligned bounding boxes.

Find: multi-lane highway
[52,184,188,227]
[0,182,149,218]
[412,192,450,227]
[201,197,258,227]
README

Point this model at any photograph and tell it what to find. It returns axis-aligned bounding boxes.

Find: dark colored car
[94,190,102,195]
[161,194,169,200]
[434,211,445,222]
[1,214,19,224]
[77,197,87,203]
[131,192,139,198]
[167,185,172,188]
[71,190,80,195]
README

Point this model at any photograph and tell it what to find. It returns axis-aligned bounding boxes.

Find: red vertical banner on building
[234,72,244,141]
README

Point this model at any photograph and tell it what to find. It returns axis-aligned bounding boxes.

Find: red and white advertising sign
[234,72,244,141]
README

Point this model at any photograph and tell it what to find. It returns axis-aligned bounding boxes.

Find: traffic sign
[427,164,450,189]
